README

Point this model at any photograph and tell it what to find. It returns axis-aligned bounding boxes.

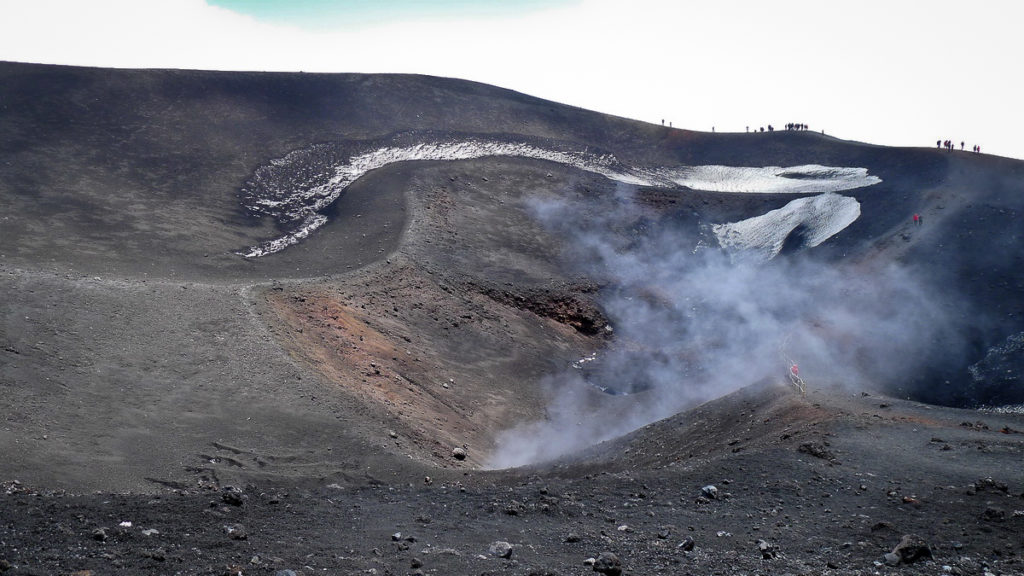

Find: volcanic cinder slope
[1,61,1022,575]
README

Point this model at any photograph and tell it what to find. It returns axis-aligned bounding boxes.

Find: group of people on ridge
[938,139,981,153]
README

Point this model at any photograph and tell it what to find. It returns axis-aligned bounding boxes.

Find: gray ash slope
[1,61,1023,575]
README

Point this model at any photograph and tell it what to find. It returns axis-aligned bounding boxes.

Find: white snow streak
[238,138,881,258]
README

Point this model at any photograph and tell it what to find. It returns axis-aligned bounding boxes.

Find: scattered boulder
[798,442,835,460]
[592,551,622,576]
[489,541,513,559]
[756,539,777,559]
[678,536,695,551]
[224,524,247,541]
[892,534,931,564]
[452,447,467,461]
[221,486,244,506]
[564,533,581,543]
[883,552,902,567]
[981,507,1006,522]
[91,527,108,542]
[505,500,525,516]
[700,485,718,500]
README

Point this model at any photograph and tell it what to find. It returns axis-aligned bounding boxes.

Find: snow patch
[665,165,880,194]
[237,137,881,258]
[712,193,861,260]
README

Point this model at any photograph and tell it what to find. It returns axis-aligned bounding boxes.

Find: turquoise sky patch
[209,0,578,30]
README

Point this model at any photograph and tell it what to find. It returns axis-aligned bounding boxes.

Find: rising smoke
[486,183,968,468]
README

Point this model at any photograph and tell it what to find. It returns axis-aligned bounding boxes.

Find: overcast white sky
[2,0,1022,159]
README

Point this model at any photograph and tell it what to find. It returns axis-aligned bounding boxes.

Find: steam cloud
[486,184,967,468]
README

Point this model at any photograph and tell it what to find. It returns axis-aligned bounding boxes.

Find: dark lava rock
[892,534,932,564]
[798,442,835,460]
[593,551,622,576]
[221,486,244,506]
[225,524,247,541]
[756,539,777,559]
[678,536,695,551]
[91,527,108,541]
[981,507,1006,522]
[564,533,581,543]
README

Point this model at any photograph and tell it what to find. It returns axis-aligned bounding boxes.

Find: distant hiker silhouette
[913,213,921,226]
[961,141,965,150]
[791,364,799,377]
[937,140,941,148]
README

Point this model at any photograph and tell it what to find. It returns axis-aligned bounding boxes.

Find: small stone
[275,572,297,576]
[141,528,159,536]
[981,507,1006,522]
[222,486,244,506]
[410,558,423,568]
[489,541,513,559]
[452,447,467,461]
[678,536,695,551]
[225,524,247,540]
[92,527,108,541]
[701,485,718,499]
[593,551,622,576]
[564,533,581,543]
[392,532,402,541]
[756,539,777,559]
[883,552,901,566]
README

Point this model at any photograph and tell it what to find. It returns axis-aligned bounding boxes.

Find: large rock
[488,541,513,559]
[892,534,931,564]
[593,551,622,576]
